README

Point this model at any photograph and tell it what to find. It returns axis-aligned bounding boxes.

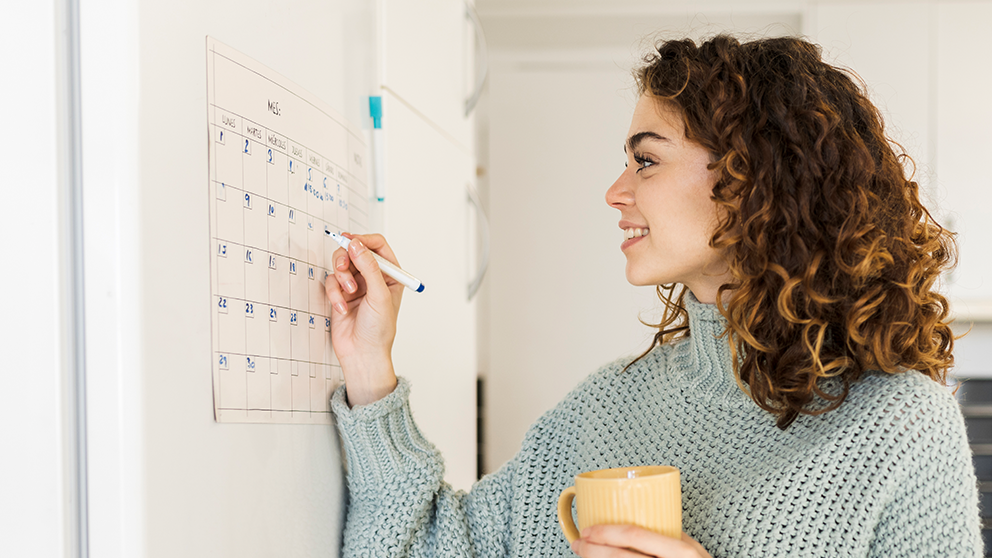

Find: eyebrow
[625,131,672,153]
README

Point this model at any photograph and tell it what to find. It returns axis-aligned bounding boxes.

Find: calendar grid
[206,38,369,424]
[206,104,370,197]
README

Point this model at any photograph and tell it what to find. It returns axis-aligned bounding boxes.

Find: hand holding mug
[558,466,710,558]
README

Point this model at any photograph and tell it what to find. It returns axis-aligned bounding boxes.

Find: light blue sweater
[331,292,983,557]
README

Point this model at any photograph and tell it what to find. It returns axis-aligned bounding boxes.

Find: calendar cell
[266,148,289,206]
[215,190,244,244]
[267,254,290,309]
[243,195,268,250]
[289,264,308,312]
[216,181,227,201]
[243,142,267,198]
[308,268,327,316]
[309,317,328,364]
[214,128,243,188]
[271,358,292,412]
[245,304,270,356]
[246,356,271,414]
[335,181,349,231]
[217,303,246,355]
[306,169,326,222]
[292,365,311,412]
[217,245,245,299]
[290,312,309,362]
[245,248,269,304]
[268,201,290,255]
[269,309,291,360]
[218,353,247,410]
[307,225,326,270]
[288,161,307,211]
[288,211,308,262]
[310,365,330,413]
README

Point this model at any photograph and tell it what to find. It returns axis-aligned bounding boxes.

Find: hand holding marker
[327,230,425,293]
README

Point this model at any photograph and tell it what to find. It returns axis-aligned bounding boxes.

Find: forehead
[629,95,685,140]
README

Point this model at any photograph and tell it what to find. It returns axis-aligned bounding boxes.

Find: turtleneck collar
[677,290,748,406]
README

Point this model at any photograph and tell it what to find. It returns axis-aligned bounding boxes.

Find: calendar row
[213,179,350,256]
[214,296,335,363]
[211,120,368,221]
[214,239,335,313]
[214,354,339,424]
[211,107,361,189]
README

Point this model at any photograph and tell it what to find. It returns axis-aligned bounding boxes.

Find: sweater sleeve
[331,377,517,558]
[866,386,984,558]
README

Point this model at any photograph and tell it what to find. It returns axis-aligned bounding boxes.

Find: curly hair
[628,35,959,430]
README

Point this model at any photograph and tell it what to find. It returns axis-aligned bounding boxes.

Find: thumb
[348,238,392,305]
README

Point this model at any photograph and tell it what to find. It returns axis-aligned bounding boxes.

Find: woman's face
[605,94,733,304]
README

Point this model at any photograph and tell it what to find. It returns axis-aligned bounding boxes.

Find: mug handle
[557,486,580,543]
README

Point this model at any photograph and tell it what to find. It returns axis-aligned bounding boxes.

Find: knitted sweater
[330,291,983,557]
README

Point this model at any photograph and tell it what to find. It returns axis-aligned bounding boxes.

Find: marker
[326,230,425,293]
[369,96,385,202]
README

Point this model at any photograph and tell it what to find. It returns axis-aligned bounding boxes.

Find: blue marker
[327,230,424,293]
[369,96,385,202]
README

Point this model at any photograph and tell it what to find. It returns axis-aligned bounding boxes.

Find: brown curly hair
[628,35,959,429]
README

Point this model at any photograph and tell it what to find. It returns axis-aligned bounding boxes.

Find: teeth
[623,228,649,240]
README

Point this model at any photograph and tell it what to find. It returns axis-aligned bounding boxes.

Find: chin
[625,267,665,287]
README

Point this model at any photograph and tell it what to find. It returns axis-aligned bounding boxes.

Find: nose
[605,167,634,210]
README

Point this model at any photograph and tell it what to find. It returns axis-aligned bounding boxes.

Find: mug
[556,465,681,543]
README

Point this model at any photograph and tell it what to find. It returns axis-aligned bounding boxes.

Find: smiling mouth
[623,227,649,240]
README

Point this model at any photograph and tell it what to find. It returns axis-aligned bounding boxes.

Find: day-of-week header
[245,124,263,140]
[220,113,237,129]
[291,144,304,159]
[309,153,321,167]
[267,132,286,150]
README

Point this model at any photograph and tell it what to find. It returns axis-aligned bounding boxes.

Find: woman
[325,35,982,557]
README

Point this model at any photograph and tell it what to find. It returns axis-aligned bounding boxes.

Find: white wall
[0,2,67,556]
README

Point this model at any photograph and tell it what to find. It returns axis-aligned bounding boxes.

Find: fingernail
[345,280,357,293]
[350,239,367,256]
[334,302,347,315]
[336,257,348,270]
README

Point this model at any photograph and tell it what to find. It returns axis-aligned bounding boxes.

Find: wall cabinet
[382,0,477,149]
[380,89,478,491]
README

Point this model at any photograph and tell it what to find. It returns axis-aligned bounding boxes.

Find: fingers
[342,232,400,267]
[573,525,698,558]
[570,538,648,558]
[325,260,352,316]
[346,237,392,305]
[331,247,358,298]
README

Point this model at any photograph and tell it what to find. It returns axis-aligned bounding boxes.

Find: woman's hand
[325,233,404,407]
[571,526,712,558]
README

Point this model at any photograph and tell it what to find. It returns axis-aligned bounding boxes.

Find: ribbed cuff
[331,377,441,493]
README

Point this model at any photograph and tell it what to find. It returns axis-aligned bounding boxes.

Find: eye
[633,154,656,173]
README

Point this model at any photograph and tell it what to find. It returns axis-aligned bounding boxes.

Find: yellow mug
[556,465,681,543]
